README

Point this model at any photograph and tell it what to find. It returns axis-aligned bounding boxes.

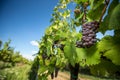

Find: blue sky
[0,0,59,60]
[0,0,114,60]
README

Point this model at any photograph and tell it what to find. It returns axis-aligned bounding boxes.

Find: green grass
[0,64,31,80]
[0,65,119,80]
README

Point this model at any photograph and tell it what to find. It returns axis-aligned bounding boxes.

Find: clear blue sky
[0,0,59,60]
[0,0,114,60]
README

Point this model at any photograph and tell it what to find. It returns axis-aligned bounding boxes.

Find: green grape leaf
[109,4,120,30]
[45,27,52,35]
[74,0,88,4]
[108,0,119,14]
[90,60,120,77]
[90,0,104,10]
[76,44,101,66]
[99,3,120,34]
[104,44,120,65]
[89,0,94,9]
[64,42,76,66]
[98,35,113,51]
[76,48,86,63]
[98,35,120,65]
[88,4,104,21]
[99,15,110,34]
[62,10,70,19]
[85,45,101,66]
[38,65,48,74]
[74,13,84,27]
[88,0,104,21]
[114,29,120,38]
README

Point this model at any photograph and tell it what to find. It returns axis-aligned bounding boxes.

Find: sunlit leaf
[64,42,76,66]
[98,35,120,65]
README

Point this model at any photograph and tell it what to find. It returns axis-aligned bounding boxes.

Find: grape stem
[82,4,87,24]
[99,0,110,23]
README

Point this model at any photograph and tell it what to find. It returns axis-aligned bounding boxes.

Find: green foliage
[74,0,88,4]
[0,40,29,66]
[108,0,119,14]
[0,61,12,69]
[28,57,39,80]
[90,60,120,77]
[31,0,120,79]
[89,0,104,10]
[64,43,101,66]
[98,35,120,65]
[76,44,101,66]
[88,0,104,21]
[99,0,120,34]
[0,64,30,80]
[109,4,120,30]
[64,42,77,66]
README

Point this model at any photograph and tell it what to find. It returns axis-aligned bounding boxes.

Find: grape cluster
[77,21,99,48]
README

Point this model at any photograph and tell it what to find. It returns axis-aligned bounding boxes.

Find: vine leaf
[76,48,86,64]
[88,0,104,21]
[109,4,120,30]
[98,35,120,65]
[76,44,101,66]
[104,44,120,65]
[74,0,88,4]
[89,0,104,10]
[98,36,113,51]
[88,4,104,21]
[99,15,110,34]
[90,60,120,77]
[108,0,119,14]
[85,45,101,66]
[38,65,48,74]
[62,10,70,19]
[99,2,120,34]
[64,42,77,66]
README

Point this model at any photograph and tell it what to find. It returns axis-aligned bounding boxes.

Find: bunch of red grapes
[77,21,99,48]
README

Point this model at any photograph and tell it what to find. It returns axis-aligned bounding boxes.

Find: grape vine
[29,0,120,80]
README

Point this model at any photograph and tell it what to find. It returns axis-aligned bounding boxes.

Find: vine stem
[82,5,87,24]
[99,0,110,23]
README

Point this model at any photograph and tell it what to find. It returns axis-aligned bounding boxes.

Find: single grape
[88,41,93,45]
[92,39,97,42]
[88,34,96,37]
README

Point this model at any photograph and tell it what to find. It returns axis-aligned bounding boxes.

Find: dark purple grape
[85,38,90,42]
[82,31,86,34]
[92,39,97,42]
[89,30,93,33]
[82,37,87,41]
[88,34,95,37]
[88,41,93,45]
[83,43,86,46]
[87,37,92,40]
[82,23,87,27]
